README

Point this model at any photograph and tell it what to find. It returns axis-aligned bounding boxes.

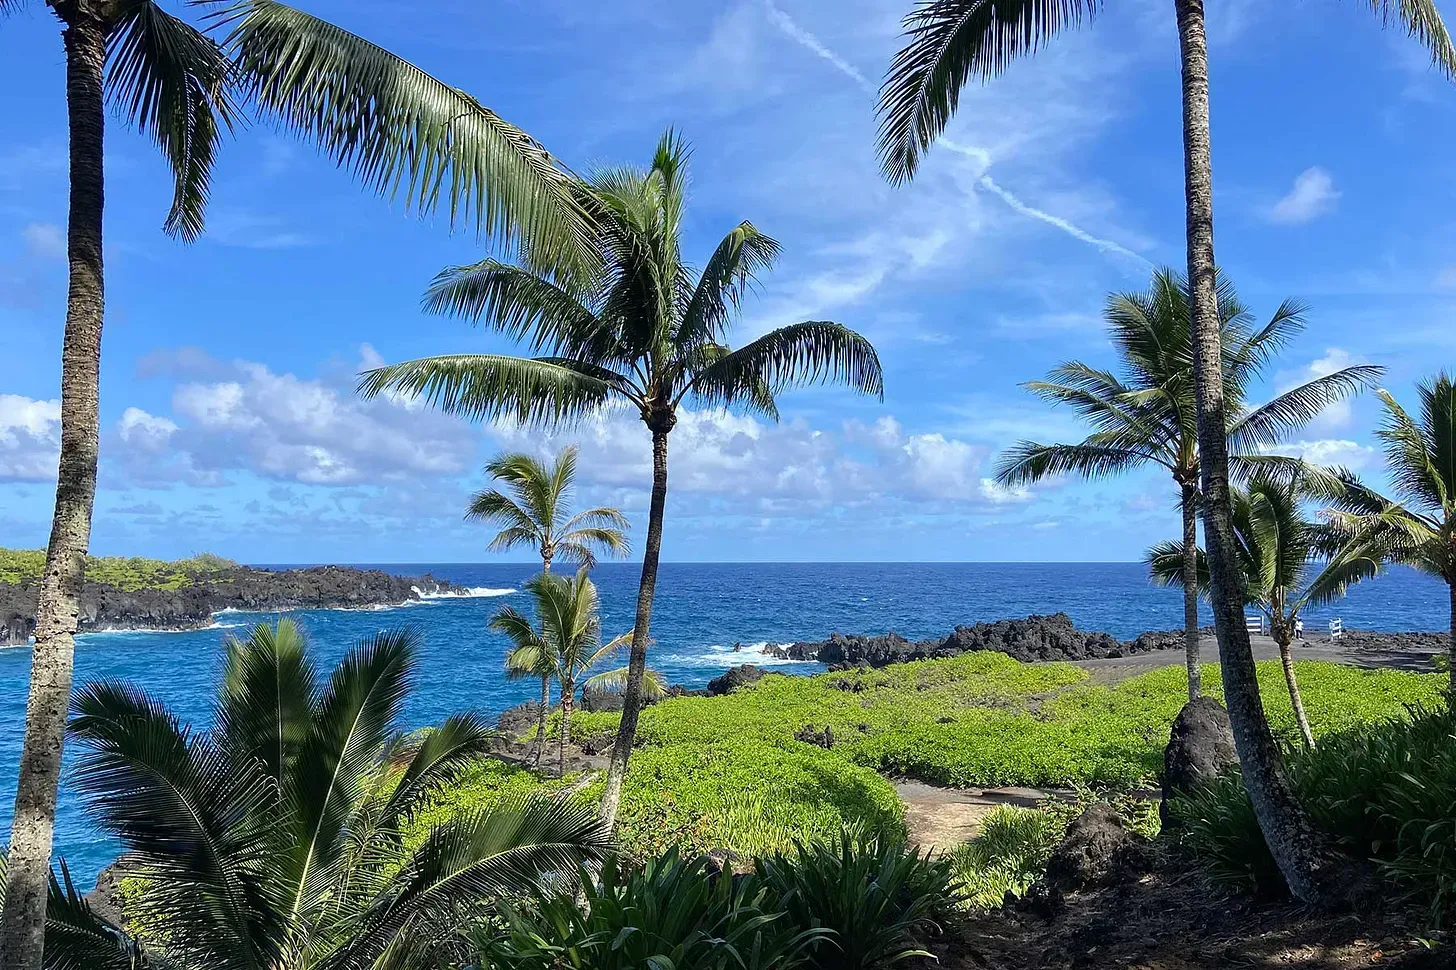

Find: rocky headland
[0,565,463,645]
[777,612,1198,669]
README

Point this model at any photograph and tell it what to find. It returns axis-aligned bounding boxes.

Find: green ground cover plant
[0,548,235,591]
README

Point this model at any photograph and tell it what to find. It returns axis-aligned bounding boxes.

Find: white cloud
[978,478,1033,505]
[1266,439,1376,471]
[762,0,874,93]
[1268,167,1340,225]
[22,223,64,259]
[1274,346,1367,432]
[0,394,60,482]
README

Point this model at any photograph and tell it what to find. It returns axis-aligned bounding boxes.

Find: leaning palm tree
[996,270,1380,701]
[1148,470,1380,747]
[472,445,629,764]
[3,3,597,958]
[491,571,661,778]
[1324,375,1456,702]
[878,0,1455,907]
[359,128,883,827]
[503,636,561,769]
[59,619,610,970]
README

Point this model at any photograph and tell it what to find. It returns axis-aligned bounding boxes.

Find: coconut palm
[1323,375,1456,702]
[877,0,1455,907]
[359,128,883,827]
[996,270,1380,702]
[1148,470,1381,747]
[471,445,629,764]
[55,619,610,970]
[0,859,148,969]
[491,571,662,778]
[2,4,599,960]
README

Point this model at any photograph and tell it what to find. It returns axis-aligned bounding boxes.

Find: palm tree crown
[63,619,611,970]
[1324,374,1456,696]
[468,446,629,570]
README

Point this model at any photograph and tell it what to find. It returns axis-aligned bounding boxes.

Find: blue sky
[2,0,1454,564]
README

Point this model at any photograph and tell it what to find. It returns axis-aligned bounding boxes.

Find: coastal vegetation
[359,129,884,827]
[995,271,1379,702]
[0,549,235,592]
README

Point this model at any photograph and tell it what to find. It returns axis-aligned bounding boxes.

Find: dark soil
[937,848,1452,969]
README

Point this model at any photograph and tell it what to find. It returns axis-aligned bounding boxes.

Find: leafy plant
[479,848,823,970]
[948,806,1066,910]
[755,831,960,970]
[66,619,612,968]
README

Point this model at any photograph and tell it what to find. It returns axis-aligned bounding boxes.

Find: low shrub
[0,547,235,590]
[948,805,1066,909]
[755,831,961,970]
[479,848,823,970]
[1172,707,1456,920]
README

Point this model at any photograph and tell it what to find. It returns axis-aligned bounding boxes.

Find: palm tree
[996,270,1380,702]
[1148,470,1381,747]
[470,447,630,572]
[0,859,149,969]
[491,571,661,778]
[58,619,610,969]
[358,128,883,827]
[1323,375,1456,702]
[470,445,629,764]
[876,0,1454,908]
[2,3,597,958]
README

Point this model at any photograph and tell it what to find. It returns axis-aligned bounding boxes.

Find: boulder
[495,701,543,736]
[794,724,835,749]
[707,664,766,696]
[1160,697,1238,827]
[85,853,142,928]
[1044,803,1150,892]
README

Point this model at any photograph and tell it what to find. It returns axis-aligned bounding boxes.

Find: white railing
[1329,617,1343,640]
[1245,614,1265,636]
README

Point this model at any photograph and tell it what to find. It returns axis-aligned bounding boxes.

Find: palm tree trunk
[1275,628,1315,748]
[1175,0,1354,908]
[532,676,549,767]
[0,9,107,968]
[600,423,670,827]
[1180,483,1202,700]
[1447,578,1455,705]
[560,680,573,779]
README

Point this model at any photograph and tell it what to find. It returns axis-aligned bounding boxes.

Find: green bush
[755,831,960,970]
[0,547,235,591]
[948,805,1066,909]
[1172,707,1456,920]
[480,849,823,970]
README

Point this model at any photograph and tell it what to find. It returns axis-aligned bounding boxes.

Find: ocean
[1,561,1449,881]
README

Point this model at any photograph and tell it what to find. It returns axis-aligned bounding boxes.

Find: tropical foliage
[0,550,234,591]
[359,128,883,825]
[996,270,1380,700]
[1322,375,1456,699]
[1147,469,1384,746]
[65,619,611,969]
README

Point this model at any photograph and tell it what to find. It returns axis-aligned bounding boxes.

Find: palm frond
[108,0,237,241]
[582,665,666,701]
[876,0,1099,183]
[376,713,495,827]
[677,222,781,349]
[1365,0,1456,77]
[358,354,614,425]
[213,619,316,784]
[994,440,1152,486]
[224,0,593,272]
[1145,539,1209,594]
[687,321,883,412]
[1227,365,1384,451]
[1376,386,1449,511]
[40,862,150,970]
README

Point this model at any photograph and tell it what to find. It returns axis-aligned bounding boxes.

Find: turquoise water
[1,561,1448,880]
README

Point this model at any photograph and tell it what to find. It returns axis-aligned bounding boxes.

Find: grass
[0,548,235,591]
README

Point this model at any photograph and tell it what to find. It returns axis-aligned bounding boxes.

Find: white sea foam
[412,585,515,599]
[78,620,247,639]
[667,641,815,669]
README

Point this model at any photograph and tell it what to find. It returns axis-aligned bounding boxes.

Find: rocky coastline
[0,565,464,645]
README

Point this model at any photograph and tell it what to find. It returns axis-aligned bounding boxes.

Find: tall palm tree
[876,0,1454,908]
[996,270,1380,701]
[491,571,659,778]
[1148,470,1380,747]
[1323,375,1456,702]
[471,445,629,764]
[57,619,610,970]
[2,3,597,959]
[359,128,884,827]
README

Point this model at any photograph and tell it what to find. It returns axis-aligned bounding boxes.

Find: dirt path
[1073,632,1440,684]
[895,780,1060,851]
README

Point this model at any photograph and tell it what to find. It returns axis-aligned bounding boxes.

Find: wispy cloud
[1268,167,1340,225]
[763,0,874,93]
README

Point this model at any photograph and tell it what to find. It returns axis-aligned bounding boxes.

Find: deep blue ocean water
[1,561,1449,881]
